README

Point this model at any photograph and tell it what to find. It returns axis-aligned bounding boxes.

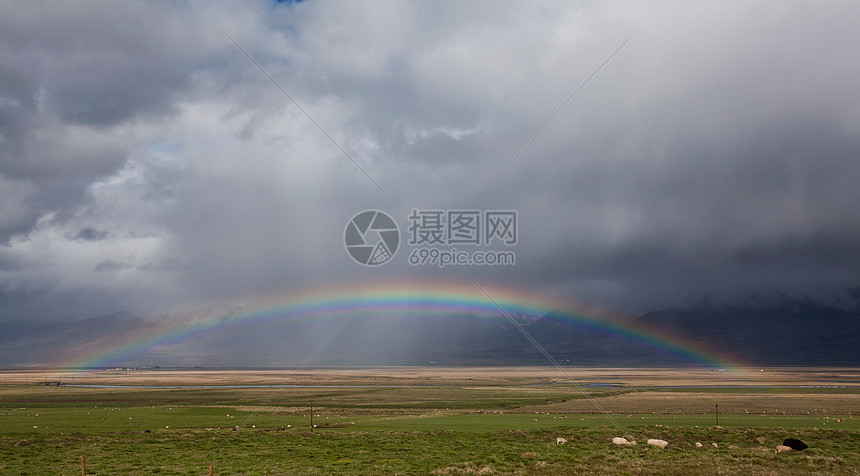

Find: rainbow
[61,279,743,370]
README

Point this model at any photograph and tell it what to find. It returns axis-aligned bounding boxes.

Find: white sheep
[694,442,703,448]
[612,437,636,446]
[776,445,792,453]
[556,437,567,445]
[647,439,669,449]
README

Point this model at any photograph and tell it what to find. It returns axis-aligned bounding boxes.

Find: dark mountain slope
[631,300,860,365]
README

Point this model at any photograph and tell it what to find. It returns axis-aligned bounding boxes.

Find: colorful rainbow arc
[61,280,742,370]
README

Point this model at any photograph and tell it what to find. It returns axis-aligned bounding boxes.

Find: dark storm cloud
[0,1,220,245]
[0,0,859,362]
[440,1,860,310]
[0,2,199,127]
[73,227,109,242]
[494,114,860,309]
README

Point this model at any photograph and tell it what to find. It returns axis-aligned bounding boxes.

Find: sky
[1,0,860,329]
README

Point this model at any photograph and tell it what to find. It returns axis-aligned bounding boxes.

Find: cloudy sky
[1,0,860,326]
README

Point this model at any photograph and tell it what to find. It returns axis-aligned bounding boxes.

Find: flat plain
[1,367,858,475]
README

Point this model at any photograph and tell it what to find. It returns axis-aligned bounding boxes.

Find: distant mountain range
[631,300,860,365]
[0,312,154,368]
[1,299,858,367]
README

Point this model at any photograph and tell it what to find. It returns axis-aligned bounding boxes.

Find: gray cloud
[0,1,226,245]
[73,227,109,242]
[0,0,858,338]
[94,259,134,272]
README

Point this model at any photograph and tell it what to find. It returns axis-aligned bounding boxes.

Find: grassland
[1,367,858,475]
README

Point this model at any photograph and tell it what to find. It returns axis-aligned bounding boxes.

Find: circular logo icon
[344,210,400,266]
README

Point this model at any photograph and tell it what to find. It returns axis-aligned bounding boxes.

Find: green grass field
[1,370,859,475]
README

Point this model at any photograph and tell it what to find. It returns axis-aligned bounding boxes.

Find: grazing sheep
[776,445,792,453]
[711,443,718,448]
[694,442,703,448]
[612,437,636,446]
[556,437,567,445]
[647,439,668,449]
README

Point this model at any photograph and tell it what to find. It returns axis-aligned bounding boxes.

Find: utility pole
[310,400,314,431]
[715,404,719,426]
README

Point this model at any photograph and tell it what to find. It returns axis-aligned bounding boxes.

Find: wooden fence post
[81,455,86,476]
